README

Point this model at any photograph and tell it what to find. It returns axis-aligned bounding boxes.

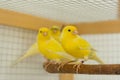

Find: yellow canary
[12,26,62,66]
[37,27,76,63]
[61,26,104,64]
[50,26,61,42]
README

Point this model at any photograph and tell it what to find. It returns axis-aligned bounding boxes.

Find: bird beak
[53,29,57,33]
[43,32,48,36]
[73,30,78,35]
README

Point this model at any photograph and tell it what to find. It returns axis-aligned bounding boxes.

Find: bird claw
[44,62,51,70]
[57,65,62,71]
[57,62,68,71]
[44,61,59,70]
[73,61,84,73]
[53,61,59,64]
[73,64,78,69]
[76,64,82,73]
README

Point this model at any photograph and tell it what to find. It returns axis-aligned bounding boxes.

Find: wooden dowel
[43,62,120,75]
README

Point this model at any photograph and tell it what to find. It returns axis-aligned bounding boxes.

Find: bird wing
[76,36,96,51]
[47,49,76,61]
[56,52,76,61]
[46,39,76,61]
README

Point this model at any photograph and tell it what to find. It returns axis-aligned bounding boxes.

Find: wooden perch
[43,62,120,75]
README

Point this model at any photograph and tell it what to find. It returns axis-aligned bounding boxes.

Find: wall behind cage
[0,25,58,80]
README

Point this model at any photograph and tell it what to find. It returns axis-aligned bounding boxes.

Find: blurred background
[0,0,120,80]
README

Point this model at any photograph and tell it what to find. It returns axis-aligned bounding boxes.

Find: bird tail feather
[89,52,104,64]
[11,43,39,67]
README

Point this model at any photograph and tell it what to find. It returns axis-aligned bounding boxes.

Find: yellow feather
[11,42,40,66]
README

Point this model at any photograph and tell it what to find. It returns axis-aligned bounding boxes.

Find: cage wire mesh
[0,0,120,80]
[0,25,58,80]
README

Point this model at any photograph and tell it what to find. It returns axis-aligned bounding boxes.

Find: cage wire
[0,25,58,80]
[0,0,120,80]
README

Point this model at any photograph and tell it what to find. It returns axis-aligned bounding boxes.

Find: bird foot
[44,61,52,70]
[57,61,75,71]
[44,61,59,70]
[73,60,84,73]
[57,62,67,71]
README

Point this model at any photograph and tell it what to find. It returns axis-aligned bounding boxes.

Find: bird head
[62,26,78,38]
[38,27,50,40]
[50,26,60,35]
[61,25,78,40]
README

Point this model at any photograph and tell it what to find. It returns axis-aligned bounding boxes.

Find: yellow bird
[37,27,76,69]
[11,26,61,66]
[61,26,104,72]
[50,26,61,42]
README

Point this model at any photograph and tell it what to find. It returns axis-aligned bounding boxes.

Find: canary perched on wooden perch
[12,26,62,66]
[61,25,104,72]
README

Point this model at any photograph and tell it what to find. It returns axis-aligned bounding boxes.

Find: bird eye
[68,29,71,32]
[40,31,42,33]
